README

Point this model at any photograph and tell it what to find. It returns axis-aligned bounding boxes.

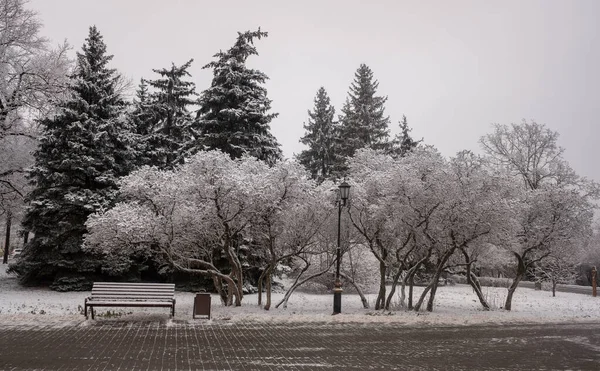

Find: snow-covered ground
[1,264,598,327]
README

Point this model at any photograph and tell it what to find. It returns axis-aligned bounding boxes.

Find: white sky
[29,0,600,181]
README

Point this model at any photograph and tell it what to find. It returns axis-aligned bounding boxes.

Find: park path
[1,321,600,370]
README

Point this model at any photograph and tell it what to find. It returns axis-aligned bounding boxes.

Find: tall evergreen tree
[192,29,282,165]
[297,87,339,182]
[129,79,156,167]
[338,64,390,159]
[389,115,421,158]
[9,26,133,290]
[140,60,197,169]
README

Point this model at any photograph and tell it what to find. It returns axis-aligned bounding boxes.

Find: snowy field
[1,264,598,327]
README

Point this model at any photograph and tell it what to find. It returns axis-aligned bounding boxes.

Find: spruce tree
[389,115,421,158]
[297,87,339,182]
[141,60,197,169]
[129,78,156,167]
[9,26,133,290]
[338,64,390,159]
[192,29,282,165]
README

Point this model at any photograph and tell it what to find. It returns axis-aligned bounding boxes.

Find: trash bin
[193,293,211,319]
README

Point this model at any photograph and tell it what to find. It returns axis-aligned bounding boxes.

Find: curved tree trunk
[467,271,490,310]
[276,267,331,309]
[461,248,490,310]
[505,252,526,311]
[384,267,404,310]
[415,249,455,312]
[213,276,227,305]
[340,272,369,309]
[413,283,432,312]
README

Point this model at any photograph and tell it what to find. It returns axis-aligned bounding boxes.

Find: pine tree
[9,26,134,290]
[192,29,282,165]
[129,79,156,167]
[297,87,339,182]
[338,64,390,159]
[141,60,197,169]
[389,115,421,158]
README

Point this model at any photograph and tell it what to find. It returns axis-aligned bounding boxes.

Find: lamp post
[333,180,350,315]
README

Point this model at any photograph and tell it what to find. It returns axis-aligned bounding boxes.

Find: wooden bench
[84,282,176,319]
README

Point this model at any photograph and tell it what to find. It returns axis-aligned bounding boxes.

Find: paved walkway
[1,321,600,370]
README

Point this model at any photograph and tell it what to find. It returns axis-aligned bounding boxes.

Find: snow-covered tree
[503,186,595,309]
[436,151,518,311]
[480,120,599,310]
[297,87,340,183]
[347,148,449,311]
[9,26,133,290]
[193,29,282,165]
[0,0,70,252]
[0,0,70,141]
[138,60,197,169]
[389,115,421,158]
[248,161,330,310]
[87,151,316,306]
[337,64,390,161]
[480,120,576,190]
[128,79,155,167]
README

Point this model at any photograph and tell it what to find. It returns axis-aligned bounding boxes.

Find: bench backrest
[90,282,175,301]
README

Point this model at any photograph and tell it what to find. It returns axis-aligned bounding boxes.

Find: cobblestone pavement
[1,321,600,370]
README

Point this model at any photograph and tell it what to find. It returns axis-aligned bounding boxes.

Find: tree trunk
[399,279,406,309]
[426,281,439,312]
[257,268,268,306]
[226,278,234,306]
[227,246,244,306]
[340,272,369,309]
[276,266,331,309]
[467,271,490,310]
[264,268,272,310]
[408,274,415,310]
[384,268,404,310]
[2,211,11,264]
[505,253,526,311]
[413,283,432,312]
[418,248,455,312]
[552,279,556,297]
[375,259,387,310]
[213,276,227,305]
[461,249,490,310]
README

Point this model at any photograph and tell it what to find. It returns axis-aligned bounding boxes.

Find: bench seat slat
[86,301,174,306]
[93,286,174,290]
[94,283,175,289]
[89,297,174,301]
[92,290,174,294]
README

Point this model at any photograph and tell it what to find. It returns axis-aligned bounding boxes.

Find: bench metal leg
[91,307,95,320]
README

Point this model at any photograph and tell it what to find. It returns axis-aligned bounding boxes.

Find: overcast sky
[29,0,600,181]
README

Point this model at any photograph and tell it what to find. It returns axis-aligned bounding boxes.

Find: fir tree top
[195,29,282,165]
[338,64,390,158]
[297,87,338,182]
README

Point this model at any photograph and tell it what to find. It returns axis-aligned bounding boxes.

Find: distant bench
[84,282,176,319]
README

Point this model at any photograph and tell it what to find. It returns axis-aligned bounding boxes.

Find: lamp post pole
[333,181,350,315]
